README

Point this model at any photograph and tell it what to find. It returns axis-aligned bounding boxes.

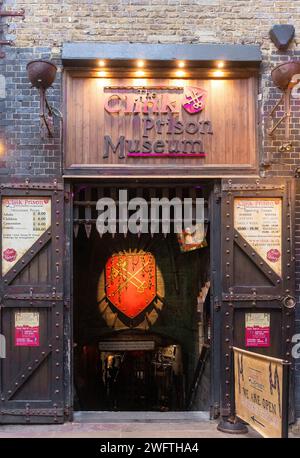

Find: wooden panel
[219,178,295,419]
[64,74,258,173]
[0,184,65,424]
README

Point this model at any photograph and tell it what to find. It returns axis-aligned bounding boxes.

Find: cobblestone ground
[1,412,299,438]
[0,420,261,438]
[0,411,299,438]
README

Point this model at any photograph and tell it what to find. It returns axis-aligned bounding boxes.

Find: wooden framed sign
[64,72,257,175]
[233,347,290,438]
[1,197,51,276]
[234,197,282,276]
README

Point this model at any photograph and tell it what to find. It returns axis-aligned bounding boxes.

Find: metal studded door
[220,178,295,418]
[0,180,65,423]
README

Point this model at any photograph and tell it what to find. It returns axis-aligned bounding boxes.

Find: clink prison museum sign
[64,75,256,169]
[103,86,212,159]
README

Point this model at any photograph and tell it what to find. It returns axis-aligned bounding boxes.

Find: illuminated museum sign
[64,73,257,172]
[103,86,212,158]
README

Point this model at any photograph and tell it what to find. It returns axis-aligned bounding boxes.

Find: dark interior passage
[73,184,212,411]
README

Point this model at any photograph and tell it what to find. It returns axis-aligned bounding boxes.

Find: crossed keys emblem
[182,86,207,114]
[111,261,149,294]
[105,252,157,319]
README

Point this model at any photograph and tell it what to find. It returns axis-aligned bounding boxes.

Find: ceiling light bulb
[135,70,145,77]
[213,70,224,77]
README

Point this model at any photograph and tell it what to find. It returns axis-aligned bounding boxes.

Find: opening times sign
[233,347,289,438]
[2,197,51,275]
[245,313,270,348]
[234,197,282,276]
[15,312,40,347]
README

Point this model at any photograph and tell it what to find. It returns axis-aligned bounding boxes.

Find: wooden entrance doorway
[71,181,213,412]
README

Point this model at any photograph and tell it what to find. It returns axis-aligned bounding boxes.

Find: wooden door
[220,178,296,418]
[0,180,65,423]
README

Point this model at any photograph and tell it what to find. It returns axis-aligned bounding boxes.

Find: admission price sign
[233,347,289,438]
[2,197,51,275]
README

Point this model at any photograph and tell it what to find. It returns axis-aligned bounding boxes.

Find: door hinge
[64,191,71,202]
[214,297,221,311]
[210,403,220,419]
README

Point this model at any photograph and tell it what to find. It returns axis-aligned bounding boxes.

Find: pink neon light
[127,153,206,157]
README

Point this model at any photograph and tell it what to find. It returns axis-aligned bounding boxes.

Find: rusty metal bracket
[0,7,24,58]
[267,82,297,147]
[0,408,63,417]
[3,293,63,301]
[222,181,285,192]
[0,181,64,190]
[0,39,13,45]
[0,8,25,17]
[222,293,282,302]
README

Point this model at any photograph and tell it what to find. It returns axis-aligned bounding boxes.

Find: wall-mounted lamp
[26,59,58,137]
[269,25,295,51]
[268,60,300,144]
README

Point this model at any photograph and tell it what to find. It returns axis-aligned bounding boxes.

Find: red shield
[105,252,156,319]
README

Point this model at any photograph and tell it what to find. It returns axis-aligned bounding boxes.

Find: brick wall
[0,46,61,176]
[1,0,300,418]
[1,0,300,176]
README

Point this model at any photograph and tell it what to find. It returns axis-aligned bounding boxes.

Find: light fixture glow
[217,61,225,68]
[175,70,185,77]
[98,70,107,77]
[98,60,105,67]
[135,70,145,77]
[213,70,224,77]
[137,60,145,68]
[178,61,185,68]
[0,140,4,156]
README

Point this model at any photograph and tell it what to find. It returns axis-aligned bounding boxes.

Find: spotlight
[175,70,185,77]
[213,70,224,77]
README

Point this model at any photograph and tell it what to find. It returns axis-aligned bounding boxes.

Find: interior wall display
[233,347,289,438]
[98,249,165,330]
[98,341,155,351]
[105,251,156,319]
[15,312,40,347]
[245,313,270,347]
[2,197,51,275]
[234,197,282,276]
[177,223,207,252]
[65,75,257,170]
